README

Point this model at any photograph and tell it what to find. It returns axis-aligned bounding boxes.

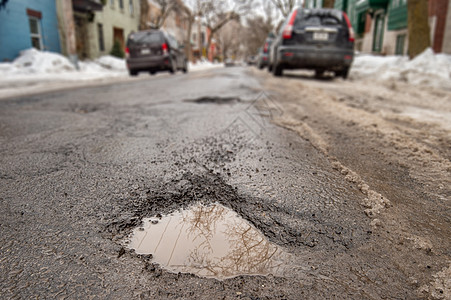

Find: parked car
[224,58,236,67]
[268,8,354,78]
[246,55,257,65]
[257,34,275,69]
[126,29,188,76]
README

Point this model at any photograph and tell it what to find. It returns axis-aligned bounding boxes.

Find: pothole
[125,203,292,280]
[184,96,241,104]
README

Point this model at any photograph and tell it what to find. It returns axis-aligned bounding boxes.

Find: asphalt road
[0,67,448,299]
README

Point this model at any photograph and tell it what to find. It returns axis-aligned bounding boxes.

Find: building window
[98,23,105,52]
[129,0,134,15]
[28,17,43,50]
[119,0,124,10]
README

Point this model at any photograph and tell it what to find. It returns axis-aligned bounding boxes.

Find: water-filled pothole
[126,203,291,280]
[184,96,240,104]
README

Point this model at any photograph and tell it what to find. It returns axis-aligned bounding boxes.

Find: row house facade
[58,0,140,60]
[305,0,451,55]
[334,0,451,55]
[0,0,61,62]
[0,0,140,62]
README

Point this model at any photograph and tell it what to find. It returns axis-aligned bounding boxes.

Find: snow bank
[189,59,224,71]
[0,48,221,81]
[10,48,76,74]
[94,55,126,71]
[350,48,451,89]
[1,48,126,81]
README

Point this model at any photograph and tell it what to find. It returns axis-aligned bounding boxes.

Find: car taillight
[264,42,269,53]
[162,43,168,54]
[343,12,355,42]
[283,9,298,39]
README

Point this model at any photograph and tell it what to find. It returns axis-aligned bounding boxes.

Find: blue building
[0,0,61,62]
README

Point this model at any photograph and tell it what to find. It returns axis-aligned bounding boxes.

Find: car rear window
[294,9,343,29]
[127,31,163,46]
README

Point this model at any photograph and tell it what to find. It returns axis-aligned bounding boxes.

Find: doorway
[113,27,125,51]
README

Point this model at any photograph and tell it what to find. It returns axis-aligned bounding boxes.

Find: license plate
[313,32,328,41]
[141,49,151,54]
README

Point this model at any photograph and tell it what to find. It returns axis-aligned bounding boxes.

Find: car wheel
[129,69,138,76]
[341,67,350,79]
[268,64,273,72]
[336,68,350,79]
[273,63,283,77]
[149,71,156,75]
[169,59,176,74]
[315,70,325,78]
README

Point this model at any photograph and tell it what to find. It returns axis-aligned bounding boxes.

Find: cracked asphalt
[1,66,449,299]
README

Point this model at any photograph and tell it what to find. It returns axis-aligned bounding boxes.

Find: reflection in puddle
[127,203,291,280]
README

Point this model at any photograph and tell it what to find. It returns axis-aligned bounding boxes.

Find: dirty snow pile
[0,48,127,81]
[189,58,224,71]
[0,48,222,83]
[350,48,451,90]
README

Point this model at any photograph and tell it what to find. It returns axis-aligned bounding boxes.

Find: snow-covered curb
[1,47,450,100]
[0,48,223,99]
[350,48,451,90]
[0,48,222,81]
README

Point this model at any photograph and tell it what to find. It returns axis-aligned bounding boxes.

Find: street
[1,66,450,299]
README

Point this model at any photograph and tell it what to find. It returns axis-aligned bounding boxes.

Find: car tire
[341,67,350,79]
[129,69,138,76]
[268,64,273,72]
[315,70,325,78]
[273,63,283,77]
[169,59,176,74]
[149,71,156,75]
[336,67,349,79]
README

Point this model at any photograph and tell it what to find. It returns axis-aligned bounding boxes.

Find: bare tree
[139,0,150,30]
[216,20,242,59]
[242,15,273,57]
[407,0,430,58]
[267,0,296,18]
[155,0,179,28]
[141,0,178,29]
[200,0,254,58]
[174,0,202,61]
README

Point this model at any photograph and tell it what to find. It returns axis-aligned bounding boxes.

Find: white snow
[0,47,450,100]
[350,48,451,90]
[0,48,223,99]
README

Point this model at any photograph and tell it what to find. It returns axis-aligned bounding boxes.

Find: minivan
[126,29,188,76]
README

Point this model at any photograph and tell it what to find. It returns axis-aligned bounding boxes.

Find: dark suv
[126,29,188,76]
[269,8,354,78]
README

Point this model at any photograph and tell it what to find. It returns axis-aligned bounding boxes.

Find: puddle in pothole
[184,96,241,104]
[126,203,292,280]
